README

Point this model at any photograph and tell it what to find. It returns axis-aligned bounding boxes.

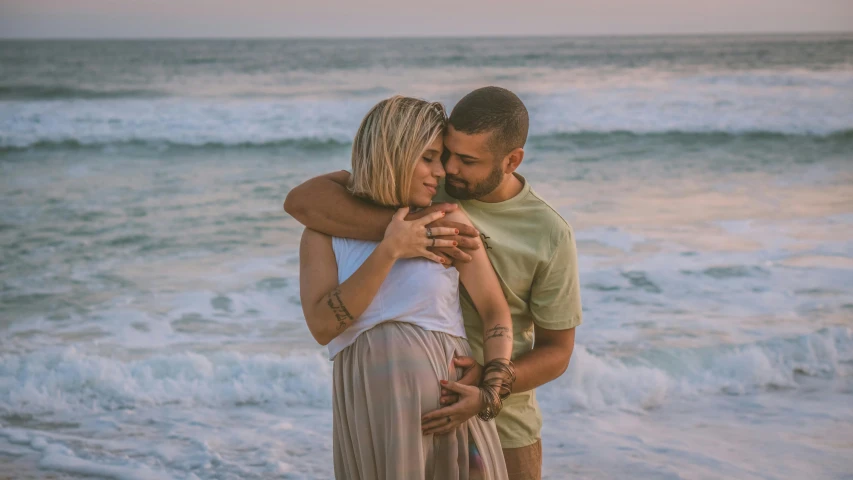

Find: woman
[299,96,515,479]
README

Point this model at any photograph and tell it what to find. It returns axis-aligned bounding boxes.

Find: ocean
[1,34,852,479]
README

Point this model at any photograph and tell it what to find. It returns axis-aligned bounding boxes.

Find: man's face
[442,125,504,200]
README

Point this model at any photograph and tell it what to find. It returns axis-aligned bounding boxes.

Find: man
[284,86,582,480]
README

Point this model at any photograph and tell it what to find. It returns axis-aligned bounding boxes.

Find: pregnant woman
[298,96,515,479]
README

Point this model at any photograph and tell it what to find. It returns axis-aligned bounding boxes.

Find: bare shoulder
[444,208,473,226]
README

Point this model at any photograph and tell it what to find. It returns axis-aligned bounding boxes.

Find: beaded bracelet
[477,358,516,421]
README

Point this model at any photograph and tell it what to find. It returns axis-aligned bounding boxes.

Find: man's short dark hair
[448,86,529,158]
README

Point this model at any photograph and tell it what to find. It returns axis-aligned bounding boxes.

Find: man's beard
[444,163,504,200]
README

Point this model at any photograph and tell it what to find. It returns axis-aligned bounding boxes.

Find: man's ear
[503,147,524,174]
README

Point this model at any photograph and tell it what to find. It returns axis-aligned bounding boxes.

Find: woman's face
[407,135,445,208]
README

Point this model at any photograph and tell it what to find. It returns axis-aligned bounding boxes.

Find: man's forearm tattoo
[485,325,509,342]
[326,288,353,331]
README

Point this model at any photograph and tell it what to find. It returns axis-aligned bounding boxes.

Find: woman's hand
[405,204,481,265]
[421,380,485,435]
[380,207,458,264]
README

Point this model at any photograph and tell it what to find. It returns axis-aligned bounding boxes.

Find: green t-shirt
[435,174,583,448]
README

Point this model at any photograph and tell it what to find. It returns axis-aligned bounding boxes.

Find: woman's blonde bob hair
[349,95,447,207]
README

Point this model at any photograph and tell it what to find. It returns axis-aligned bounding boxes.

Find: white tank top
[326,237,466,360]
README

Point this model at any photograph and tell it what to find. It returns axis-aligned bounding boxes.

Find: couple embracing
[285,87,582,480]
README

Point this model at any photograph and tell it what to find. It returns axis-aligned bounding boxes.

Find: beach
[1,35,852,479]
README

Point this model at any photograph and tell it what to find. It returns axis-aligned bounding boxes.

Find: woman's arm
[299,229,395,346]
[284,171,481,263]
[451,213,513,366]
[421,210,513,434]
[299,208,456,346]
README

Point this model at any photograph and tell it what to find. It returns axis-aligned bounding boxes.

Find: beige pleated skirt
[332,321,508,480]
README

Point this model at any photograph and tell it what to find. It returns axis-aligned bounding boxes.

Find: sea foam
[2,328,849,417]
[2,68,851,151]
[0,348,332,415]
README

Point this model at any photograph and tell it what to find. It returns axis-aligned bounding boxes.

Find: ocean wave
[1,80,851,151]
[539,326,853,412]
[680,71,853,89]
[3,130,851,154]
[0,84,397,101]
[2,328,849,416]
[527,129,853,149]
[0,85,168,100]
[0,137,351,153]
[0,349,332,415]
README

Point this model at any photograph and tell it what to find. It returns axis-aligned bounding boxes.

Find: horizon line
[1,29,851,42]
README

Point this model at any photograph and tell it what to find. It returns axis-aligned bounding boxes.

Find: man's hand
[440,356,482,406]
[421,379,485,435]
[406,203,479,265]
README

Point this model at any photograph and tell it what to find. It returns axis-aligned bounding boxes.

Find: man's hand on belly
[421,378,485,435]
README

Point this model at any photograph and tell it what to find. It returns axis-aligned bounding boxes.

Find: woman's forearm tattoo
[485,325,510,342]
[326,288,353,331]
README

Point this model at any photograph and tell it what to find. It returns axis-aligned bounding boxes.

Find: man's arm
[284,171,391,241]
[512,225,581,392]
[283,171,481,261]
[443,325,575,403]
[509,325,575,393]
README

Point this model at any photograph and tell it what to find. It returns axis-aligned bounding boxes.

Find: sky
[0,0,851,38]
